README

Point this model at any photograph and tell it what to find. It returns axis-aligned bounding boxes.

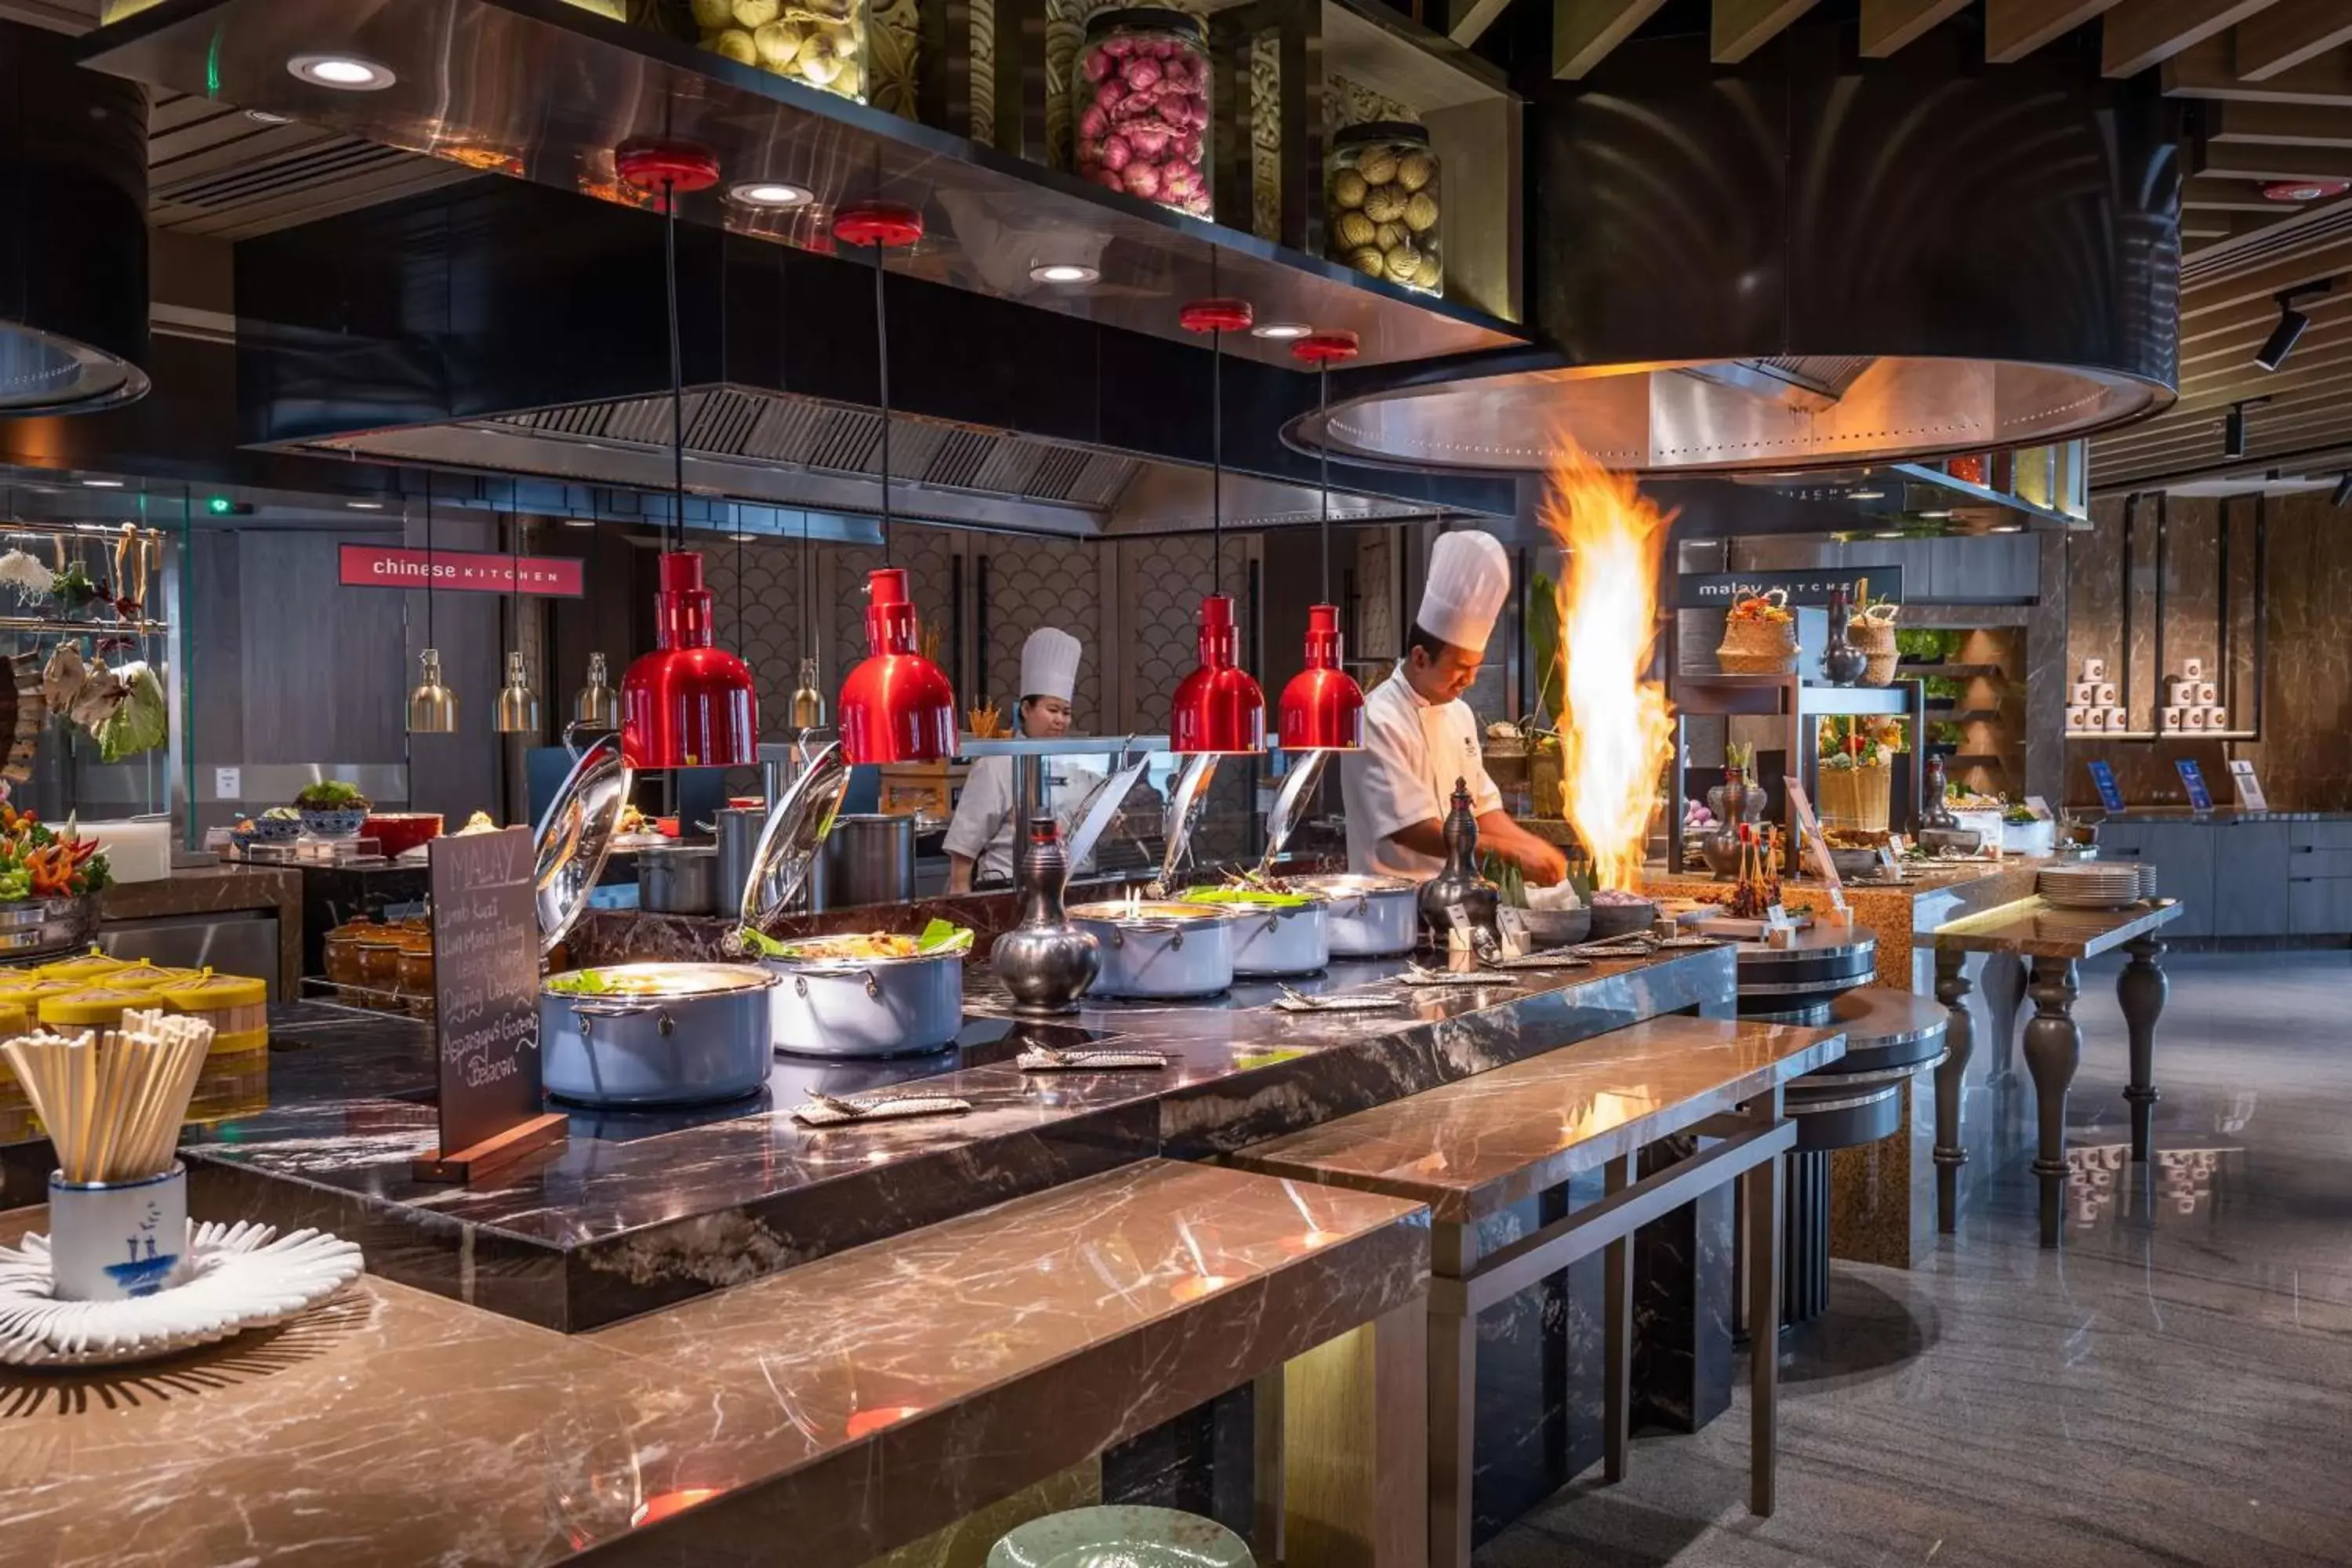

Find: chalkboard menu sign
[418,827,563,1179]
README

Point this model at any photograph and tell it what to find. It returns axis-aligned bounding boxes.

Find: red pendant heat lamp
[1171,297,1266,755]
[614,138,762,771]
[1277,330,1366,752]
[833,200,959,764]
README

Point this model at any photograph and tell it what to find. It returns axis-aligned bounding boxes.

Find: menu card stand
[412,827,566,1183]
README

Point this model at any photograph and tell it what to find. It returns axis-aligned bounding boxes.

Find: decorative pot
[1702,767,1753,877]
[1820,588,1867,688]
[1417,776,1499,942]
[991,817,1102,1016]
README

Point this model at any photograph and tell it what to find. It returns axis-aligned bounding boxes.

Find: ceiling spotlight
[1028,262,1100,285]
[79,479,123,489]
[561,517,597,528]
[2333,473,2352,508]
[2255,281,2330,371]
[286,54,397,91]
[245,108,293,125]
[345,500,383,510]
[2223,398,2268,459]
[1250,321,1313,339]
[731,181,813,209]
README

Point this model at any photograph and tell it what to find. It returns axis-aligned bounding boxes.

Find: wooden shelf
[1900,663,2004,677]
[2064,730,2258,742]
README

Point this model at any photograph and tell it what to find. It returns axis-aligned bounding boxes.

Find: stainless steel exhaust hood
[1291,23,2182,477]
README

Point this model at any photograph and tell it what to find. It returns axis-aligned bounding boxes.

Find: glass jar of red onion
[1073,8,1214,219]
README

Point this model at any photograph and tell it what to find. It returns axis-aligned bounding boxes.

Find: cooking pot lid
[534,732,636,956]
[1258,749,1331,873]
[1065,753,1152,873]
[1158,753,1221,891]
[739,740,851,931]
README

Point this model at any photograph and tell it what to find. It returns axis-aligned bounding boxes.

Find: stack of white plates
[2038,863,2145,910]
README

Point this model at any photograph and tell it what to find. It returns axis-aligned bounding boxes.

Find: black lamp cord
[1210,326,1224,591]
[665,176,685,555]
[423,476,435,651]
[874,239,893,566]
[1318,361,1330,601]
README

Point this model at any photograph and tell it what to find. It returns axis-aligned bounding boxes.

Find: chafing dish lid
[533,733,634,956]
[739,741,852,931]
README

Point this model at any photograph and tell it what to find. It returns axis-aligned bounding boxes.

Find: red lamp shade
[838,568,957,764]
[620,552,760,769]
[1277,603,1364,751]
[1171,594,1266,755]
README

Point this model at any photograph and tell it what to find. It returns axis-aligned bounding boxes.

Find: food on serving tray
[1177,885,1314,909]
[737,918,974,962]
[455,811,500,835]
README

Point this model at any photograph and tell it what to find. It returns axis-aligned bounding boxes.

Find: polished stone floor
[1487,950,2352,1568]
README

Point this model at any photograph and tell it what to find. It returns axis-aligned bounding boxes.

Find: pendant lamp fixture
[1171,296,1265,756]
[834,199,957,765]
[575,652,622,728]
[613,139,760,771]
[1277,330,1366,753]
[493,503,541,734]
[405,478,458,735]
[790,509,827,730]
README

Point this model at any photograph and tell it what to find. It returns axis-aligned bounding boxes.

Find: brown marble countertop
[1644,859,2041,934]
[100,865,303,997]
[1930,895,2186,960]
[1232,1016,1845,1221]
[0,1160,1427,1567]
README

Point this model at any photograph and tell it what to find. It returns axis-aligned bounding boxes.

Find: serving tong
[791,1090,974,1127]
[1017,1044,1172,1072]
[1271,985,1406,1014]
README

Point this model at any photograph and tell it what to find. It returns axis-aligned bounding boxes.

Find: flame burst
[1538,443,1676,893]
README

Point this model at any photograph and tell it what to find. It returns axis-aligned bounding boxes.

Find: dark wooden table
[1929,896,2186,1247]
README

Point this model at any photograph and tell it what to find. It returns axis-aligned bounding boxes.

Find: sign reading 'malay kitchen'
[339,544,585,597]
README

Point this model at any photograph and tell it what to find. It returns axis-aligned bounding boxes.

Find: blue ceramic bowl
[299,807,368,840]
[242,814,302,843]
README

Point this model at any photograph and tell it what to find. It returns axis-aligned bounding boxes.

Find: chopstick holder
[790,1091,973,1127]
[1017,1046,1171,1072]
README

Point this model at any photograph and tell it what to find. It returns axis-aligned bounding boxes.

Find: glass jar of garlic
[688,0,869,103]
[1325,122,1440,296]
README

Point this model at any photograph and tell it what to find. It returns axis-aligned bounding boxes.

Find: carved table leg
[1980,951,2026,1081]
[2118,935,2168,1164]
[2023,956,2082,1249]
[1933,946,1976,1233]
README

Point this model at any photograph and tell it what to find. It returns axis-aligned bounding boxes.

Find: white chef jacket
[944,754,1105,885]
[1339,666,1502,880]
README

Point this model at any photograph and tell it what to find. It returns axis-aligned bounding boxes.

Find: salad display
[0,805,110,903]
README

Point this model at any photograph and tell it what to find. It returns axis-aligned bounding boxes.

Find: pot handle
[1259,913,1280,935]
[570,998,677,1036]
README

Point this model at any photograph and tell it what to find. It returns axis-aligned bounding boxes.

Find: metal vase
[1821,589,1867,687]
[990,816,1101,1016]
[1702,768,1751,877]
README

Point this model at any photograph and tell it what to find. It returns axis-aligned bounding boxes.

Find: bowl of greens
[294,780,374,839]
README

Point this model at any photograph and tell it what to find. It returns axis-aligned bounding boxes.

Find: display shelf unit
[1664,673,1927,875]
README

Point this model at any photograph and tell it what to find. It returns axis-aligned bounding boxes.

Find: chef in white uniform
[945,626,1104,891]
[1341,530,1568,885]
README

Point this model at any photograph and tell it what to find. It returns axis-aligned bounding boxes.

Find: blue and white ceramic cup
[48,1163,188,1301]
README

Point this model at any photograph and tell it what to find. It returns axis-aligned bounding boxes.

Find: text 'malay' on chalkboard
[427,826,545,1156]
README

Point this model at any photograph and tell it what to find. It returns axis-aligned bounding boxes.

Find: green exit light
[207,495,234,514]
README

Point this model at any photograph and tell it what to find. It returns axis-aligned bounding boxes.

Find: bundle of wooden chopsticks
[1,1009,215,1183]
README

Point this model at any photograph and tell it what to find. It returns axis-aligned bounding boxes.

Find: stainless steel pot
[637,843,718,915]
[1068,901,1235,999]
[1213,900,1330,978]
[539,963,776,1106]
[710,807,769,914]
[761,946,964,1058]
[805,814,916,912]
[1290,874,1417,958]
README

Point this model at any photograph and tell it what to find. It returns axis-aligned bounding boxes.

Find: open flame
[1537,441,1676,893]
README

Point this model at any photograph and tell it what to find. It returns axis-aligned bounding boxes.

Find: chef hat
[1417,529,1511,652]
[1019,626,1083,703]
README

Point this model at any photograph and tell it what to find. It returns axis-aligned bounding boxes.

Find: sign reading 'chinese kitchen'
[339,544,585,598]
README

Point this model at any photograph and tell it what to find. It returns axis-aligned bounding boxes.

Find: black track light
[2224,404,2248,459]
[2332,472,2352,507]
[2255,279,2332,371]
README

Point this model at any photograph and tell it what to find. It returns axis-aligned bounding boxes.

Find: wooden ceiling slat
[1711,0,1820,63]
[1985,0,2123,64]
[1859,0,1972,55]
[2234,0,2352,81]
[2196,140,2352,180]
[2180,283,2352,343]
[2162,34,2352,101]
[2177,231,2352,311]
[2105,0,2286,79]
[2098,411,2352,477]
[2206,100,2352,143]
[2102,389,2352,460]
[2099,364,2352,438]
[1552,0,1671,77]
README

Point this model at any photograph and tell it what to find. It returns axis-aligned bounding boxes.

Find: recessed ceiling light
[1991,524,2025,533]
[286,54,397,91]
[1916,510,1951,519]
[1250,321,1312,339]
[2265,178,2349,204]
[731,181,813,209]
[345,500,384,510]
[727,531,760,542]
[79,479,123,489]
[1873,529,1906,539]
[1029,262,1099,285]
[245,108,293,125]
[1848,488,1885,500]
[561,517,597,528]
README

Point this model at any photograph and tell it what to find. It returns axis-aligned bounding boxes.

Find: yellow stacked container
[37,986,168,1033]
[154,972,270,1124]
[107,964,209,993]
[0,994,31,1142]
[31,947,130,985]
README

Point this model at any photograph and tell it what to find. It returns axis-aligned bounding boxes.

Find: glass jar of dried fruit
[1326,122,1441,296]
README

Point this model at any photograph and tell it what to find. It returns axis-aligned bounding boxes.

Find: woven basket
[1817,763,1892,833]
[1850,614,1900,687]
[1716,616,1798,675]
